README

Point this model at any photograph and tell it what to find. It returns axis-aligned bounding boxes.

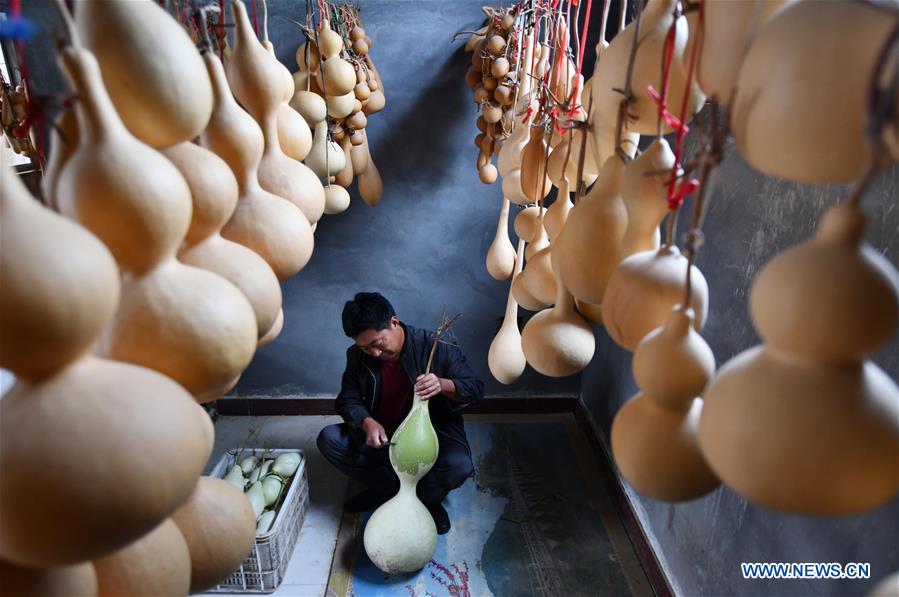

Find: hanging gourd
[590,0,704,135]
[521,242,556,307]
[323,183,351,215]
[619,139,674,257]
[543,176,572,241]
[0,560,97,597]
[200,50,314,280]
[305,119,346,178]
[74,0,213,149]
[227,0,325,225]
[0,150,213,567]
[700,202,899,515]
[291,88,327,126]
[357,131,383,206]
[92,519,191,597]
[519,126,553,202]
[521,243,595,377]
[486,197,517,281]
[335,134,354,188]
[513,205,541,243]
[161,141,283,344]
[601,243,709,352]
[171,477,257,593]
[611,305,719,500]
[731,1,897,183]
[575,298,604,326]
[553,155,628,305]
[489,240,528,384]
[688,0,793,104]
[54,37,258,401]
[524,210,550,260]
[364,319,453,575]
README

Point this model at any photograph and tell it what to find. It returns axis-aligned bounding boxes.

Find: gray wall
[241,0,579,398]
[580,139,899,596]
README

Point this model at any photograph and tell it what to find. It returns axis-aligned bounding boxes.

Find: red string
[218,0,225,60]
[252,0,258,37]
[665,0,703,211]
[569,0,593,121]
[8,0,45,163]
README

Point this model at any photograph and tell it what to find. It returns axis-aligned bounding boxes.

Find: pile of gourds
[289,2,386,208]
[0,0,349,593]
[471,0,899,519]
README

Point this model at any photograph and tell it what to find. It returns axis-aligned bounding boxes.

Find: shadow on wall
[367,46,472,192]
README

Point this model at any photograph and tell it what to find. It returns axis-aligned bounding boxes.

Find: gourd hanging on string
[74,0,213,149]
[54,24,258,401]
[334,133,354,189]
[200,48,313,280]
[522,236,595,377]
[364,315,459,574]
[486,197,517,281]
[686,0,793,105]
[226,0,325,226]
[731,1,898,183]
[553,155,628,305]
[590,0,704,136]
[357,130,383,207]
[544,176,572,241]
[611,304,719,500]
[305,119,346,178]
[0,560,97,597]
[171,477,257,593]
[519,125,553,202]
[489,240,528,384]
[91,518,191,597]
[323,183,351,215]
[161,141,283,345]
[0,148,213,567]
[618,139,674,257]
[699,199,899,515]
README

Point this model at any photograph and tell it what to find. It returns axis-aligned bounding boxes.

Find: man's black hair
[342,292,397,338]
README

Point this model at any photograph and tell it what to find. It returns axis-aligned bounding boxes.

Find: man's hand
[415,373,443,401]
[361,417,389,448]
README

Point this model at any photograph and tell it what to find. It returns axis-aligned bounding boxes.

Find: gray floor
[200,414,650,597]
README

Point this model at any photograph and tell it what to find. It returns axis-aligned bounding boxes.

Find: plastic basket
[207,448,311,593]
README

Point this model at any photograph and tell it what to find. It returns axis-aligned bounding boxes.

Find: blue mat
[334,420,637,597]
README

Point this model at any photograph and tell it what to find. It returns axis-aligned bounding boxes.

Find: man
[317,292,484,535]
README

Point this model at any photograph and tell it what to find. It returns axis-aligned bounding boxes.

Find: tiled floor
[200,414,651,597]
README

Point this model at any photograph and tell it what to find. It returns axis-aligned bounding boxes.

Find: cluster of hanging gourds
[289,1,386,209]
[471,0,899,521]
[0,0,356,592]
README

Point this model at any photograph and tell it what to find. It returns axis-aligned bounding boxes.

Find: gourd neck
[504,239,526,318]
[60,47,123,142]
[495,197,511,238]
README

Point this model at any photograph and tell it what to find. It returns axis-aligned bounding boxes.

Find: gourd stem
[575,89,593,202]
[619,0,629,33]
[425,309,462,375]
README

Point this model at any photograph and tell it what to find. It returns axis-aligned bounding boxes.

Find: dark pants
[316,423,474,506]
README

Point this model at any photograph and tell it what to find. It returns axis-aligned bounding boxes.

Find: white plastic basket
[207,448,310,593]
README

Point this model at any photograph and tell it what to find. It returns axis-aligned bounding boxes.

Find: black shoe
[343,489,390,513]
[427,503,451,535]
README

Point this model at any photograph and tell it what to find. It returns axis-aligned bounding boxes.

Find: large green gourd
[363,392,439,574]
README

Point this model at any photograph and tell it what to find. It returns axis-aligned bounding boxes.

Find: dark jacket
[335,322,484,446]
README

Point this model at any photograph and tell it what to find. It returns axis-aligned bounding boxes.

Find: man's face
[354,316,402,361]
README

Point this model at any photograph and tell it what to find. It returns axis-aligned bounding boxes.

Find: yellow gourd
[554,156,628,304]
[75,0,212,148]
[731,1,895,183]
[306,120,346,178]
[619,139,674,257]
[358,133,383,207]
[522,248,595,377]
[172,477,257,593]
[55,44,257,400]
[323,184,351,215]
[602,244,708,352]
[590,0,704,135]
[92,519,190,597]
[290,89,327,126]
[162,141,283,343]
[227,0,324,225]
[335,135,354,188]
[489,240,527,384]
[544,177,572,241]
[611,306,719,501]
[200,51,313,280]
[486,198,516,281]
[519,127,553,202]
[0,150,212,567]
[700,203,899,515]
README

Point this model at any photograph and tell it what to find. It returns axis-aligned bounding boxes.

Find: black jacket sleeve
[334,347,372,429]
[433,339,485,411]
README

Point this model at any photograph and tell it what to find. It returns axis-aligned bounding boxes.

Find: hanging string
[615,0,643,160]
[218,0,225,60]
[7,0,46,165]
[568,0,593,120]
[251,0,259,37]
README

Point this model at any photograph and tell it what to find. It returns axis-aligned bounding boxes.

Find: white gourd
[489,239,527,384]
[486,198,516,281]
